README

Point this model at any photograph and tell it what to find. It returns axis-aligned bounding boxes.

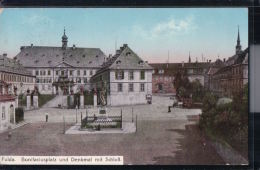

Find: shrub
[15,107,24,123]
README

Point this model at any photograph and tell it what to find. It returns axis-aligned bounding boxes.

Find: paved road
[0,95,225,165]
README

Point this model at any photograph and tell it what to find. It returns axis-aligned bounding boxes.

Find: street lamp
[75,105,78,123]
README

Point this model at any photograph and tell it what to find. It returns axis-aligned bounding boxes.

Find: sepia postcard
[0,8,249,165]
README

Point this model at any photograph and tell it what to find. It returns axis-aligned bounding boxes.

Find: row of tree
[173,69,205,103]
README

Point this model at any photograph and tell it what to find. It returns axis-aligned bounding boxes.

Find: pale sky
[0,8,248,63]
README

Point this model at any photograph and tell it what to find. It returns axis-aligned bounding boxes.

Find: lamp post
[75,105,78,123]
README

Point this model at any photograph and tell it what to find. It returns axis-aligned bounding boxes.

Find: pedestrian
[45,112,49,122]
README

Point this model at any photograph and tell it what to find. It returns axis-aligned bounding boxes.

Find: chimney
[223,58,226,62]
[116,50,121,55]
[123,44,128,48]
[3,53,7,57]
[108,54,112,58]
[31,44,33,47]
[20,46,25,51]
[120,47,124,51]
[209,60,211,63]
[72,44,76,50]
[182,61,184,67]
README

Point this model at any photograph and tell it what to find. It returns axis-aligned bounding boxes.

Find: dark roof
[95,44,153,75]
[150,62,211,76]
[15,46,107,68]
[234,47,248,65]
[213,47,248,75]
[0,54,33,76]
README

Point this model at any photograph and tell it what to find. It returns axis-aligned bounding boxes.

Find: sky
[0,8,248,63]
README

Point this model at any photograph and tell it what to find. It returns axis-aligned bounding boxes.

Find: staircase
[42,95,68,108]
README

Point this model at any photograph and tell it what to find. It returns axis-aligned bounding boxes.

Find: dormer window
[70,55,73,57]
[126,52,131,56]
[25,53,28,56]
[89,61,92,64]
[34,60,39,63]
[116,60,121,65]
[42,54,45,57]
[48,61,52,64]
[139,60,144,66]
[82,54,86,58]
[96,55,99,58]
[56,54,59,57]
[77,61,80,64]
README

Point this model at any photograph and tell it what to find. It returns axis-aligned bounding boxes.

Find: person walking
[45,112,49,122]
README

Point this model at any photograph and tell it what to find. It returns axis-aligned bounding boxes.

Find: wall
[30,67,97,94]
[108,69,152,106]
[0,100,15,132]
[152,75,175,94]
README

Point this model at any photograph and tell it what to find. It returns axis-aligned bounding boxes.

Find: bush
[18,94,26,107]
[15,107,24,123]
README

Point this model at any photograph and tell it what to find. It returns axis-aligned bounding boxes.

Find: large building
[15,29,107,95]
[209,28,248,97]
[150,60,211,94]
[0,53,34,131]
[91,44,153,106]
[0,53,35,95]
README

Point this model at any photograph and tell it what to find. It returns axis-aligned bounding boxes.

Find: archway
[9,104,15,124]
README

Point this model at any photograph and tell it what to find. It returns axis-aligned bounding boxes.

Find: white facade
[0,72,35,95]
[107,70,152,106]
[0,100,16,132]
[27,66,97,94]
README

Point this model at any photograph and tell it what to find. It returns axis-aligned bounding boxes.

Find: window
[140,71,145,80]
[129,83,134,92]
[90,70,93,76]
[115,70,124,80]
[129,71,134,80]
[48,70,51,75]
[70,70,73,76]
[56,71,59,76]
[2,106,5,120]
[118,83,123,92]
[61,70,64,76]
[84,78,88,83]
[35,70,39,76]
[77,70,80,76]
[159,69,164,74]
[140,83,145,92]
[84,70,87,76]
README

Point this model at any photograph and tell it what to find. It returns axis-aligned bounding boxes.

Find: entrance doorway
[9,104,14,124]
[158,84,163,91]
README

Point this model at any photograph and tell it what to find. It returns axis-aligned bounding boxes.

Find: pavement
[0,95,228,165]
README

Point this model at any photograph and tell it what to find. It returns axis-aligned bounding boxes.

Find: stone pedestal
[27,95,31,110]
[62,95,68,108]
[33,95,38,109]
[69,95,74,107]
[94,94,97,107]
[80,95,84,109]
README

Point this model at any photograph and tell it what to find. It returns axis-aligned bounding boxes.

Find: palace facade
[15,29,106,95]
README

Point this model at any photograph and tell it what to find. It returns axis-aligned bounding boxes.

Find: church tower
[62,28,68,49]
[235,26,242,54]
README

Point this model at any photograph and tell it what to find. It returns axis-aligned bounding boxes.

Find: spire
[235,25,242,54]
[237,25,240,44]
[188,51,191,63]
[62,27,68,49]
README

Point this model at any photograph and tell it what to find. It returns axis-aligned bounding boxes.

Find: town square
[0,8,248,165]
